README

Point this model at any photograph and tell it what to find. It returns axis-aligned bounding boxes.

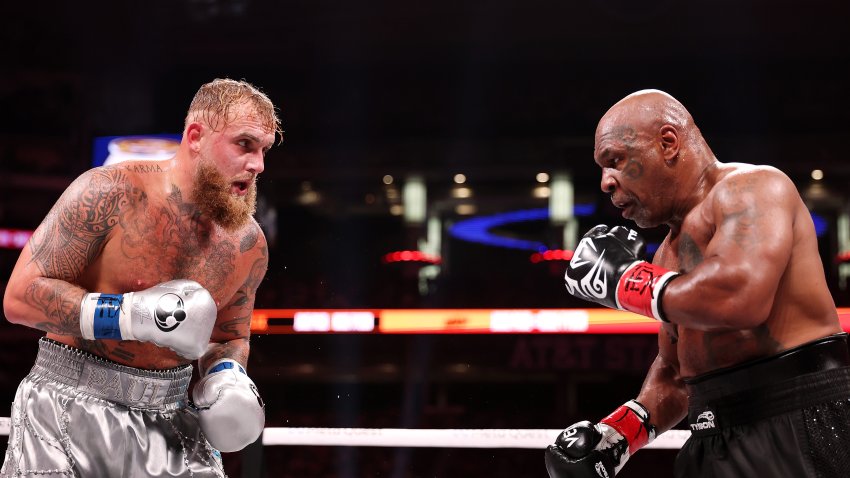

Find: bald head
[592,90,717,228]
[594,89,713,168]
[598,89,694,139]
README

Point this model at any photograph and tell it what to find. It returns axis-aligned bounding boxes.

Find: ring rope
[259,427,691,449]
[0,417,690,449]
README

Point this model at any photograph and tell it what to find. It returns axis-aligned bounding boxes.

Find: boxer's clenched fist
[564,225,679,322]
[193,359,265,452]
[545,400,655,478]
[80,279,217,359]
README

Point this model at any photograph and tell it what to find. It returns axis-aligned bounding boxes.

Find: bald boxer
[545,90,850,477]
[2,78,280,477]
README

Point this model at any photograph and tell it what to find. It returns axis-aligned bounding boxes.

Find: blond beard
[192,160,257,231]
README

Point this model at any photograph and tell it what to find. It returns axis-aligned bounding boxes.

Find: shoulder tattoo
[29,168,134,279]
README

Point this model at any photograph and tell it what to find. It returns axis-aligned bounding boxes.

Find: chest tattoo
[117,186,238,295]
[677,234,704,273]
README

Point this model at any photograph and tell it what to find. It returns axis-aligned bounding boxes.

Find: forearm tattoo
[202,338,250,370]
[26,278,84,335]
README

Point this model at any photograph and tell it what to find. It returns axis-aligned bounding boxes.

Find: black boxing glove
[564,225,678,322]
[545,400,656,478]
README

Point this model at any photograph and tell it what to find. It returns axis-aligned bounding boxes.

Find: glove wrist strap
[615,262,679,322]
[600,399,656,455]
[80,293,126,340]
[205,358,247,376]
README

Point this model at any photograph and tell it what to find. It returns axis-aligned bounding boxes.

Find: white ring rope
[262,427,691,449]
[0,417,690,449]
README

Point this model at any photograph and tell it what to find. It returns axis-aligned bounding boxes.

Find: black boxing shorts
[675,333,850,478]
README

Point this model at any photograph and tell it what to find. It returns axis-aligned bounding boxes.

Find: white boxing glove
[79,279,217,360]
[193,359,265,452]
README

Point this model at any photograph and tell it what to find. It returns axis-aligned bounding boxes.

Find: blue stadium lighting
[450,206,596,251]
[450,206,828,253]
[811,212,827,237]
[573,203,596,216]
[450,209,549,251]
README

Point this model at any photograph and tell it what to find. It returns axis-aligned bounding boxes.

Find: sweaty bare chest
[92,214,242,305]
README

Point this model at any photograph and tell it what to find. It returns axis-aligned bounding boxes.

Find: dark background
[2,0,850,476]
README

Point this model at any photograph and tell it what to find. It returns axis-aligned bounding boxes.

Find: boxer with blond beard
[2,78,281,477]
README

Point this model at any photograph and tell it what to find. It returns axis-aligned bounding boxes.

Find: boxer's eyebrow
[239,133,273,152]
[595,146,617,165]
[239,133,261,143]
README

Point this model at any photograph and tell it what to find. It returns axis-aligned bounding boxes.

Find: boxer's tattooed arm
[201,338,250,371]
[246,242,269,294]
[217,315,251,337]
[26,278,84,335]
[218,244,269,328]
[216,242,269,338]
[29,168,129,279]
[24,169,131,333]
[236,241,269,311]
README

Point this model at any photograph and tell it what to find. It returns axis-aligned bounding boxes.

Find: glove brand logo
[690,410,716,431]
[622,263,656,296]
[594,461,609,478]
[562,426,581,448]
[250,383,266,407]
[565,238,607,300]
[154,293,188,332]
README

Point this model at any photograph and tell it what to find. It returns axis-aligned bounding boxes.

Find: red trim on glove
[600,404,652,454]
[616,262,678,321]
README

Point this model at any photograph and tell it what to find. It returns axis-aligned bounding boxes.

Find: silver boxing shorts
[1,338,226,477]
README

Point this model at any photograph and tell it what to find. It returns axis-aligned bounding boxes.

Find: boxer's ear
[185,122,204,154]
[659,124,679,165]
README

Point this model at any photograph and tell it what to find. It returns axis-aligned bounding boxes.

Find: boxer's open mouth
[231,181,249,196]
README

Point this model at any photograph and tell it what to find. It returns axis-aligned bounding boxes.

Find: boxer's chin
[193,162,257,232]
